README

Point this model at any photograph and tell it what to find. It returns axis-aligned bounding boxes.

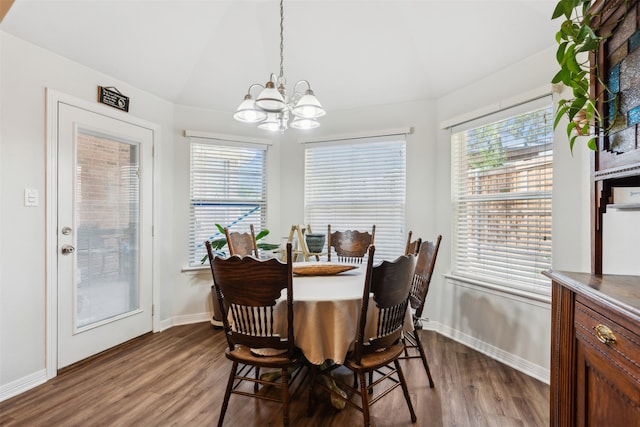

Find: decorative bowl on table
[292,263,357,276]
[305,233,326,253]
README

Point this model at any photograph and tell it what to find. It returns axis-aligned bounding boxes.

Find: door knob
[61,244,75,255]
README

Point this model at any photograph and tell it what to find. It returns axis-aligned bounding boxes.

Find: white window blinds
[304,135,406,261]
[451,98,553,292]
[189,138,267,266]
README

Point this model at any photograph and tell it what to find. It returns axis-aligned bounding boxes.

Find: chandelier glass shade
[233,0,325,133]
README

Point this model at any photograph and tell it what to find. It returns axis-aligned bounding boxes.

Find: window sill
[444,273,551,304]
[181,265,210,275]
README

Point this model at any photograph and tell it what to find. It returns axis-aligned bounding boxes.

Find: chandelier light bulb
[292,89,326,119]
[257,115,281,132]
[233,95,267,123]
[290,117,320,130]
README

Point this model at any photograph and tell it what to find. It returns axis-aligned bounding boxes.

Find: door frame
[45,89,160,379]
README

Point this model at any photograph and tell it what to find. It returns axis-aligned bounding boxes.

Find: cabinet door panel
[576,341,640,426]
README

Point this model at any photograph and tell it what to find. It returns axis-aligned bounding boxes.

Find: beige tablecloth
[276,262,412,365]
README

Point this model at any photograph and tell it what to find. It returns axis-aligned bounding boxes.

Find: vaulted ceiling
[1,0,559,113]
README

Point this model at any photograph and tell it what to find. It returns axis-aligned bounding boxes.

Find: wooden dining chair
[400,235,442,387]
[327,224,375,264]
[224,224,259,258]
[404,230,422,256]
[206,242,304,427]
[307,245,418,426]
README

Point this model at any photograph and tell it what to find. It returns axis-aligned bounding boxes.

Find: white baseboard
[423,321,550,385]
[0,369,47,403]
[158,312,212,332]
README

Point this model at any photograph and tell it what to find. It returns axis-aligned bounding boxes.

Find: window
[189,137,267,266]
[304,135,406,261]
[451,97,553,293]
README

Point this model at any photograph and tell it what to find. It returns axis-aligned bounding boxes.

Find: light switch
[24,188,39,207]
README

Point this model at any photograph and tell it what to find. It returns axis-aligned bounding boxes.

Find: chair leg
[255,367,260,392]
[394,360,417,423]
[413,330,435,388]
[358,372,371,427]
[281,367,290,427]
[218,361,238,427]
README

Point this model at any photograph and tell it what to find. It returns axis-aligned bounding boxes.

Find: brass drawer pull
[594,324,616,345]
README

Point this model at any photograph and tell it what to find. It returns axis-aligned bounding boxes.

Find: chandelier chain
[279,0,285,83]
[233,0,325,131]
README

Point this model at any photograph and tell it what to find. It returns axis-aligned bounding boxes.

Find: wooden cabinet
[545,270,640,426]
[547,2,640,425]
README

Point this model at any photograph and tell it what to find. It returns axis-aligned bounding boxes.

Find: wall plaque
[98,86,129,112]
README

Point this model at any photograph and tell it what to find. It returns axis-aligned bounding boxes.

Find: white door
[57,102,153,369]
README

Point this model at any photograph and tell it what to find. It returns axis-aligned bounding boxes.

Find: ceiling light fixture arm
[244,83,265,98]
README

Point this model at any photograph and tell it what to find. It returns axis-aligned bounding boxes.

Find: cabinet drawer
[574,299,640,387]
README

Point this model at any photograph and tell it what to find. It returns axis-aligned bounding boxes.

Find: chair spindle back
[353,245,416,363]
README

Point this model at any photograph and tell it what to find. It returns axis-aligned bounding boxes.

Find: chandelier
[233,0,325,133]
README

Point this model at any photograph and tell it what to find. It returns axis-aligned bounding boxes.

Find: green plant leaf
[587,137,598,150]
[551,69,567,84]
[554,104,570,129]
[569,134,578,152]
[568,98,587,119]
[556,42,568,63]
[579,30,600,52]
[257,242,280,251]
[255,229,270,241]
[551,1,567,19]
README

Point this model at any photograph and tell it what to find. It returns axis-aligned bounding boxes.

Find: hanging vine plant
[551,0,622,152]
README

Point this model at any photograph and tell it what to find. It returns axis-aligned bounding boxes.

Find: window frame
[450,96,554,296]
[188,136,268,267]
[303,134,407,261]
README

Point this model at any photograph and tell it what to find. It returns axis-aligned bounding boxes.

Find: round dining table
[276,262,413,365]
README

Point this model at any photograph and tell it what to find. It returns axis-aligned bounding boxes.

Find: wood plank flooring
[0,322,549,426]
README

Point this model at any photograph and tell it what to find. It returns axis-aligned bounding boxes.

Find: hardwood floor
[0,323,549,426]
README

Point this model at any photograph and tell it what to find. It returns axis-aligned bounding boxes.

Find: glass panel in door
[75,131,139,329]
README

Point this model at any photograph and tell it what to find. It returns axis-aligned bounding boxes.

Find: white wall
[1,29,591,399]
[0,32,174,396]
[430,46,591,383]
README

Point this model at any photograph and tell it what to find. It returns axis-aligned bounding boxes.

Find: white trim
[158,312,212,332]
[0,369,47,402]
[444,273,551,305]
[181,265,210,274]
[46,88,160,381]
[184,130,272,146]
[440,85,552,130]
[298,127,412,144]
[45,89,59,380]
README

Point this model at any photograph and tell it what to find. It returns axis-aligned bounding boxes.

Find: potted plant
[200,223,280,263]
[551,0,622,152]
